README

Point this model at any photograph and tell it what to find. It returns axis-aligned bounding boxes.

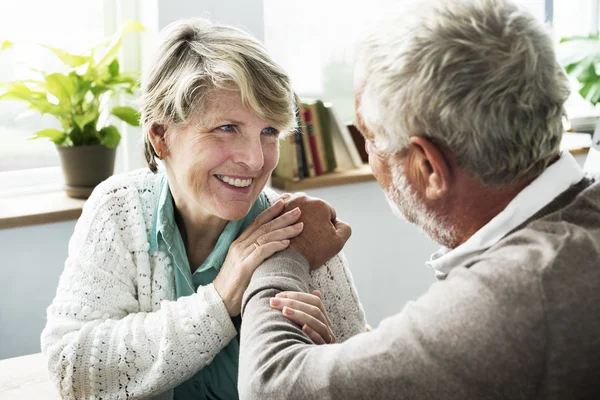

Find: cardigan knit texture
[41,169,367,400]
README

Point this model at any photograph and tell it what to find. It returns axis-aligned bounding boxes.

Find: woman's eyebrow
[210,117,246,126]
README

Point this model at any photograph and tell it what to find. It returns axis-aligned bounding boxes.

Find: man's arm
[239,251,546,400]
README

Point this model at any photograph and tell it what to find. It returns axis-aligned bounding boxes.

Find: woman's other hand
[214,199,303,317]
[269,290,336,345]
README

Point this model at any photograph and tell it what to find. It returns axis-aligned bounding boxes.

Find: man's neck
[445,175,535,248]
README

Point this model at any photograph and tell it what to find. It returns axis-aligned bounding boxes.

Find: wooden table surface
[0,353,58,400]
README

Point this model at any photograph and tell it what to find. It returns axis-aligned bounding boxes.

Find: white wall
[0,221,75,359]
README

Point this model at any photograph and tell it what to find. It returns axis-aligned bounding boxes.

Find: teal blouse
[149,175,269,400]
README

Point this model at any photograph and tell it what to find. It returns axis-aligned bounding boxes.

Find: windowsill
[0,190,86,229]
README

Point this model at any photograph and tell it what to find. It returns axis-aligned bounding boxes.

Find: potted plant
[0,21,144,198]
[559,33,600,105]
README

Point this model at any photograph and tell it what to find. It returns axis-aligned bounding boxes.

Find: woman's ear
[148,123,167,159]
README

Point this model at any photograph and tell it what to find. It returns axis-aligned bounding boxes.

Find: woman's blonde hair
[141,18,296,172]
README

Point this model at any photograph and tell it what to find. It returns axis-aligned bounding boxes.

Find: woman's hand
[214,198,303,317]
[269,290,336,345]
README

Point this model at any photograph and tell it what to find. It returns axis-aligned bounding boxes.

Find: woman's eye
[262,127,279,136]
[217,124,235,132]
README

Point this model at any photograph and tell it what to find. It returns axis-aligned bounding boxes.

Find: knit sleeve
[40,183,237,399]
[260,188,367,341]
[307,252,367,342]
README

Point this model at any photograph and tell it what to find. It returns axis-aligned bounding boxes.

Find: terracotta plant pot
[56,145,116,199]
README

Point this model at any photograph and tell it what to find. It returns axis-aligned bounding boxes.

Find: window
[0,0,105,191]
[264,0,597,125]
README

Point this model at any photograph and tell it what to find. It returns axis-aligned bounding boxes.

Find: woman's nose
[236,135,264,171]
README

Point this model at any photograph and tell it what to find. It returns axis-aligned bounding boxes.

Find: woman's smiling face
[160,89,281,222]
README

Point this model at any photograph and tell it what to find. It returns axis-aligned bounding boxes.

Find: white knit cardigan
[41,169,367,400]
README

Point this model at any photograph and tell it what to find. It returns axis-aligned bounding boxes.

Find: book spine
[315,99,337,172]
[302,107,324,175]
[305,102,328,175]
[326,102,363,168]
[293,99,307,179]
[294,127,306,180]
[298,102,316,177]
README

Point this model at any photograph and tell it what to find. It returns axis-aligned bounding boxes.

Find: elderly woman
[41,18,366,400]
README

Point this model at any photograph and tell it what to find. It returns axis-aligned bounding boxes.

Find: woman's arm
[41,191,237,399]
[307,251,367,342]
[261,189,367,342]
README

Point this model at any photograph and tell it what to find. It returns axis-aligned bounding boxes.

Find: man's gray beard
[384,162,457,247]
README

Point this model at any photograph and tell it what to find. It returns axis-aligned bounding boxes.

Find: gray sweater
[239,177,600,400]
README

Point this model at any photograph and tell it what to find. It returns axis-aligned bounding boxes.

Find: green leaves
[99,125,121,148]
[111,106,140,126]
[44,72,76,105]
[1,40,13,50]
[30,128,66,145]
[41,44,90,68]
[559,34,600,105]
[108,59,119,77]
[0,81,62,116]
[0,21,144,149]
[96,20,145,70]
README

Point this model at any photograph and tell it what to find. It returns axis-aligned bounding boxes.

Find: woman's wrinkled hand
[214,199,303,317]
[270,290,336,345]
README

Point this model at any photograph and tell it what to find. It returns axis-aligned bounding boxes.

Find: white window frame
[0,0,148,196]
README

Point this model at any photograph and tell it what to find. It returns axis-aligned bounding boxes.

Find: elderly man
[238,0,600,399]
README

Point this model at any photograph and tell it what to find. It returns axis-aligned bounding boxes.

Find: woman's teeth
[216,175,253,188]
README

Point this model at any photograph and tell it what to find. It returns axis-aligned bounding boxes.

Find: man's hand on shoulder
[281,193,352,269]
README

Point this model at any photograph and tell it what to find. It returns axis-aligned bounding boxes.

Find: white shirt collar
[426,152,585,278]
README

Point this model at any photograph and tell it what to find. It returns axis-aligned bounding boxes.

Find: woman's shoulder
[78,169,162,229]
[87,169,161,207]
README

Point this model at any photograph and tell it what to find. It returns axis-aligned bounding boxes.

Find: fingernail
[275,292,285,298]
[270,298,280,306]
[282,239,290,246]
[283,306,294,316]
[302,324,312,333]
[295,222,304,230]
[292,207,300,215]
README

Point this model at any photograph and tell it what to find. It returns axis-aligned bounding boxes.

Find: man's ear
[148,123,168,159]
[408,136,451,200]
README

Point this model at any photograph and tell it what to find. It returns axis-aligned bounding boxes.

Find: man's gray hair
[356,0,570,186]
[141,18,296,172]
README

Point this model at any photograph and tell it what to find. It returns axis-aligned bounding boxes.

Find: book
[303,99,337,173]
[273,129,300,181]
[292,98,306,180]
[347,124,369,163]
[297,101,316,177]
[302,105,325,175]
[324,102,363,170]
[314,99,337,172]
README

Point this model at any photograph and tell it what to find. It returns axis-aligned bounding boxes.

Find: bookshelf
[271,133,592,191]
[271,164,375,191]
